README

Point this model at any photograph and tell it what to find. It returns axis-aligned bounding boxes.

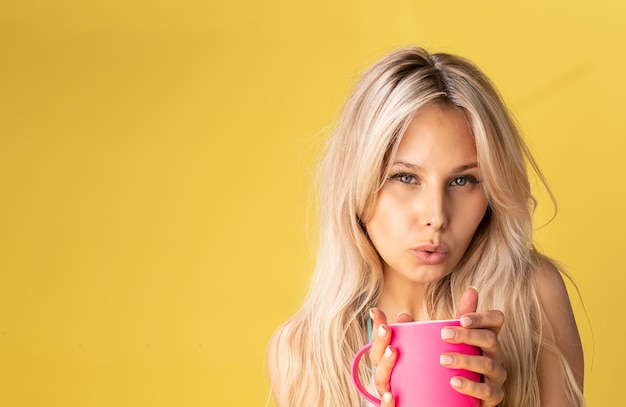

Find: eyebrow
[392,160,479,173]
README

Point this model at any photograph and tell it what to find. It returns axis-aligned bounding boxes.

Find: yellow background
[1,1,623,405]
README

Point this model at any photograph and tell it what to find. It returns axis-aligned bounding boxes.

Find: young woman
[267,47,585,406]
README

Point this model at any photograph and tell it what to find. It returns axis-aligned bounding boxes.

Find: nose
[422,186,447,230]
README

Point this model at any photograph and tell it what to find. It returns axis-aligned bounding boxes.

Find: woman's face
[365,103,488,285]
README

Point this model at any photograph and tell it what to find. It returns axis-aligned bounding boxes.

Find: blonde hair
[274,47,584,406]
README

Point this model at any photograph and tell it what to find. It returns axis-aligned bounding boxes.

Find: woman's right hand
[368,308,414,407]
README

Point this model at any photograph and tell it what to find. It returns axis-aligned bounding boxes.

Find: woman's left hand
[440,287,507,407]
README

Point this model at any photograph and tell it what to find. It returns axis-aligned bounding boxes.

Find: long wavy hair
[273,47,585,406]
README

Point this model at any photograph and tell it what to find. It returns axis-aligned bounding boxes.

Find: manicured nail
[440,354,454,365]
[384,346,393,359]
[460,316,473,327]
[469,286,479,294]
[369,309,375,319]
[383,392,393,403]
[441,328,455,340]
[378,324,387,338]
[450,377,463,387]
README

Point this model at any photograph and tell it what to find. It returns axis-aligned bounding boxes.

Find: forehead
[393,104,477,167]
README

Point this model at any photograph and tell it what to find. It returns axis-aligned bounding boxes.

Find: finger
[396,312,414,323]
[459,309,505,334]
[373,345,396,397]
[440,352,507,385]
[441,324,500,353]
[455,286,479,318]
[450,376,504,407]
[370,307,388,328]
[381,391,395,407]
[368,308,390,367]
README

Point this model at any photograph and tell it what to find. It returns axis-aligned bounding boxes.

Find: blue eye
[450,176,478,186]
[391,173,417,184]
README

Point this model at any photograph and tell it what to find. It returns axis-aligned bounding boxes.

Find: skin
[268,103,584,406]
[369,289,507,407]
[535,261,584,405]
[366,103,489,320]
[365,104,506,406]
[368,267,584,407]
[365,104,583,406]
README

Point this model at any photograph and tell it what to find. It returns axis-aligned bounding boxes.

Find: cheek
[366,195,409,247]
[456,199,488,239]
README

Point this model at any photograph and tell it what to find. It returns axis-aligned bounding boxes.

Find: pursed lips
[410,243,449,265]
[411,243,449,253]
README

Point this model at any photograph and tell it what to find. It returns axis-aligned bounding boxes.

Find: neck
[376,270,431,322]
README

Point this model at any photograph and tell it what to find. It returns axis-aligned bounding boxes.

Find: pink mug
[351,319,481,407]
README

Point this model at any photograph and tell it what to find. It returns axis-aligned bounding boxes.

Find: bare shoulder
[533,255,585,400]
[267,321,294,405]
[534,257,570,309]
[534,256,581,341]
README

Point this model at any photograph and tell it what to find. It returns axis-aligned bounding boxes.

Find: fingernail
[460,316,473,327]
[369,308,375,319]
[384,346,393,359]
[383,392,393,403]
[378,324,387,338]
[441,328,455,340]
[469,285,479,293]
[440,354,454,365]
[450,377,463,388]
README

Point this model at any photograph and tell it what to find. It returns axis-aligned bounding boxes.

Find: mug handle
[351,342,381,406]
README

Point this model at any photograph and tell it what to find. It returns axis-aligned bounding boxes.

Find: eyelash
[390,173,418,184]
[390,173,480,186]
[450,175,479,186]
